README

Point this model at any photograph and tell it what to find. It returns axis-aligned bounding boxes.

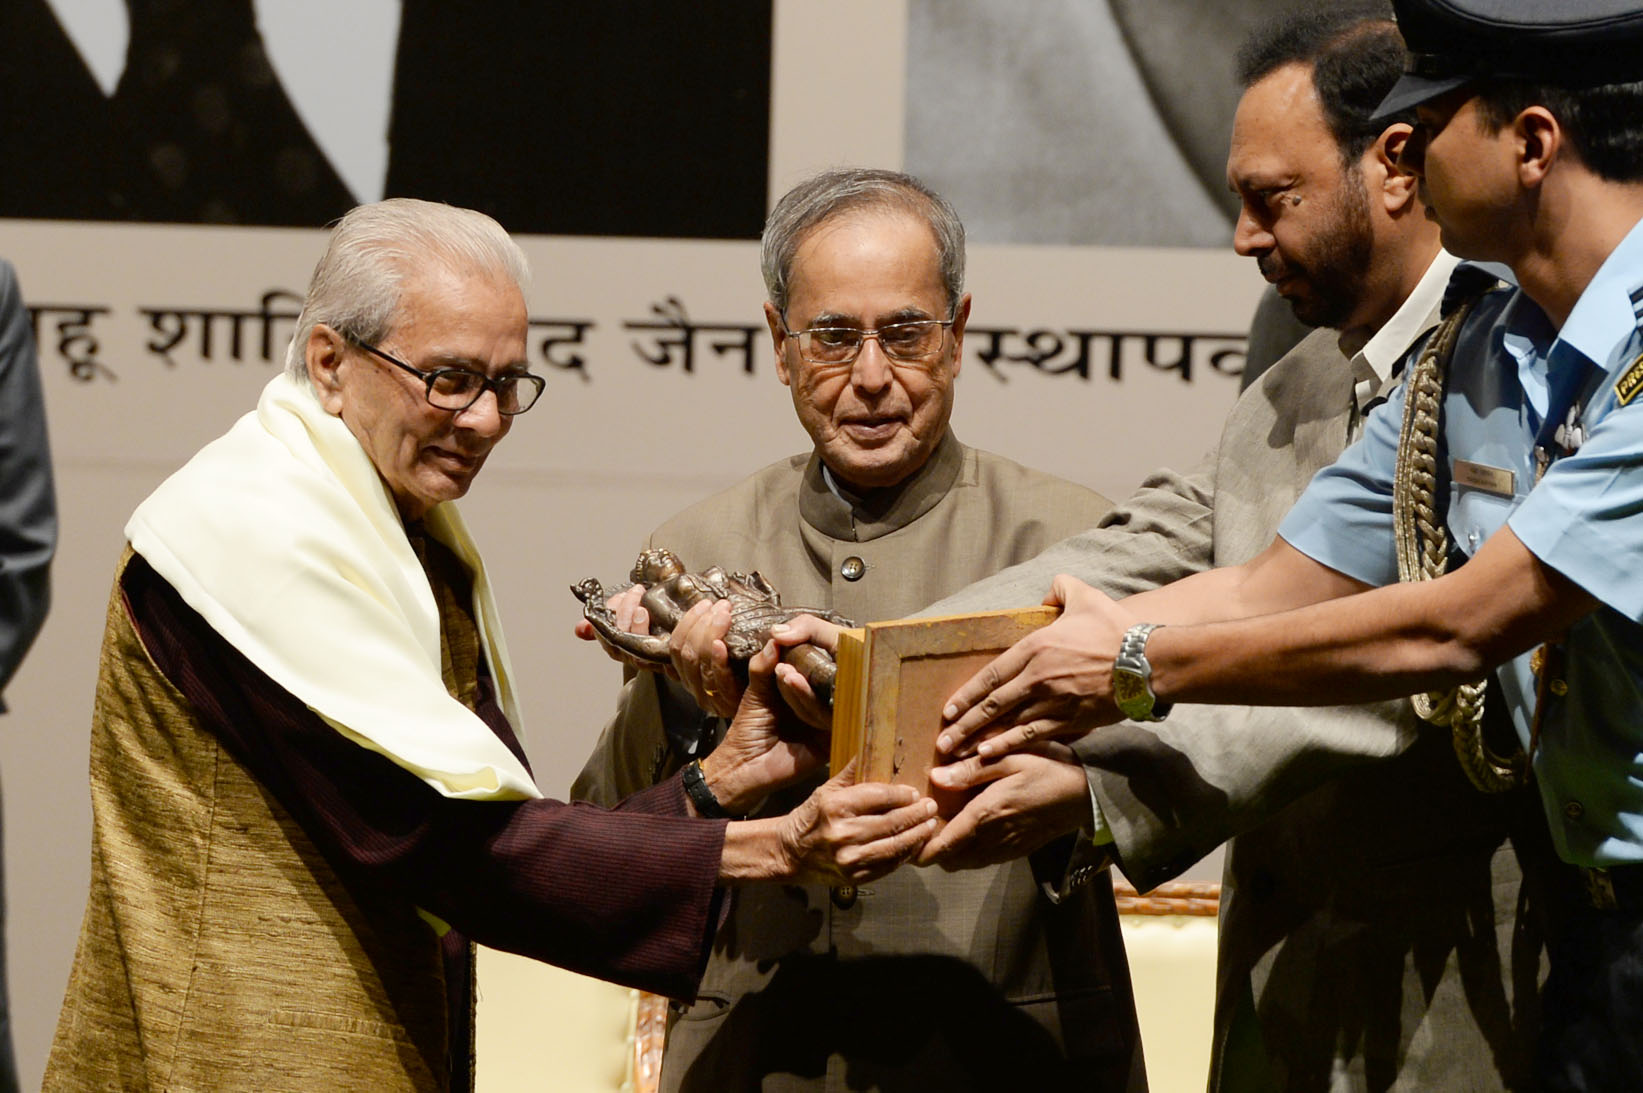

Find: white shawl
[126,373,541,801]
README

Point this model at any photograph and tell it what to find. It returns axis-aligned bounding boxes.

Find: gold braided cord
[1391,294,1527,793]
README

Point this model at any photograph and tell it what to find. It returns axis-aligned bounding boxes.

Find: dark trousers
[1502,766,1643,1092]
[1533,861,1643,1090]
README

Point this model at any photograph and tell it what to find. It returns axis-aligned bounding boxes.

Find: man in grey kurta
[573,169,1144,1091]
[923,13,1544,1091]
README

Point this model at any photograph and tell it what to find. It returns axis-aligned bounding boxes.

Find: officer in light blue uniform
[1277,1,1643,1086]
[938,1,1643,1086]
[1284,248,1643,871]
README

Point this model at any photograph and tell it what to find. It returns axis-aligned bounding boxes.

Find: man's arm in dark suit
[0,260,56,705]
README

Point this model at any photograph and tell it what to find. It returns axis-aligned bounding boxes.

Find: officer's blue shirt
[1280,217,1643,867]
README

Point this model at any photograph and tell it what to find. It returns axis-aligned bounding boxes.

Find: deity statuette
[573,548,851,705]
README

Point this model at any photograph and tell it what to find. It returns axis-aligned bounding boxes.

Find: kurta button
[1564,800,1585,821]
[831,884,858,908]
[840,556,866,581]
[1549,678,1568,697]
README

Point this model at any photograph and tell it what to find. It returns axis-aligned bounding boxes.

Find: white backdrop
[0,2,1263,1083]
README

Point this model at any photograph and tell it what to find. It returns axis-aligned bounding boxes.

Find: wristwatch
[1112,622,1171,722]
[681,758,736,819]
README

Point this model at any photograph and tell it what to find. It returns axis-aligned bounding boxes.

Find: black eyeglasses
[781,317,955,367]
[350,338,545,415]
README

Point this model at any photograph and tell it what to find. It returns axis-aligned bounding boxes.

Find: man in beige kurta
[574,169,1144,1091]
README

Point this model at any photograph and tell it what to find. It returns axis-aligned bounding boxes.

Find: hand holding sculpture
[573,547,852,713]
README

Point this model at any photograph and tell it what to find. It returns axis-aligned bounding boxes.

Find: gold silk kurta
[47,541,487,1091]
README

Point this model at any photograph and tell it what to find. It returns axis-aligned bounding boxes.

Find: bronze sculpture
[573,548,851,705]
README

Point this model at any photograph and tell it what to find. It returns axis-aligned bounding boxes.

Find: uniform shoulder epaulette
[1440,262,1510,318]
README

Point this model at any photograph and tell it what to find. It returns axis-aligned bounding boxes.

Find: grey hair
[283,197,530,384]
[760,168,965,317]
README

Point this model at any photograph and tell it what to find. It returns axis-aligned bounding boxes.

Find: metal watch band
[1113,622,1171,722]
[681,757,735,819]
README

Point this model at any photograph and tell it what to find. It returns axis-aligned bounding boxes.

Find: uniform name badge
[1615,350,1643,406]
[1453,459,1515,498]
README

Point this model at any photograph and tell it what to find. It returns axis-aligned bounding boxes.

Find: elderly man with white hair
[46,198,935,1092]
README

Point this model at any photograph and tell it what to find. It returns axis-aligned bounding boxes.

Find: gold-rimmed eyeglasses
[782,318,955,367]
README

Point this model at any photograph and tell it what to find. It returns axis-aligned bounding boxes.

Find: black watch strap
[681,758,735,819]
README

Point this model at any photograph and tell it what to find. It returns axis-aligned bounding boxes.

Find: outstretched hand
[713,651,934,886]
[707,639,828,813]
[572,586,744,718]
[919,742,1091,869]
[668,599,741,718]
[767,612,844,731]
[573,584,651,661]
[774,759,938,886]
[937,575,1134,759]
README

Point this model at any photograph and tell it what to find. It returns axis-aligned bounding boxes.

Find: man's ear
[306,324,349,413]
[764,302,794,387]
[947,293,973,378]
[1372,124,1420,214]
[1514,105,1561,188]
